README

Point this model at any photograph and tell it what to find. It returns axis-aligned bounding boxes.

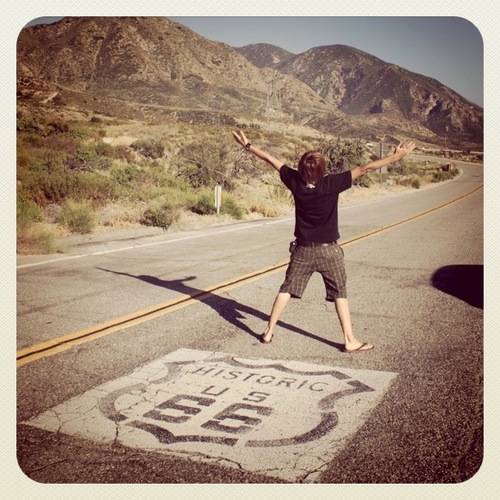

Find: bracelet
[244,143,251,151]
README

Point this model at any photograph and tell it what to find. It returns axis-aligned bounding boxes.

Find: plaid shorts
[279,243,347,301]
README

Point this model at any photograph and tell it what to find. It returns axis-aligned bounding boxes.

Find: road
[14,159,486,491]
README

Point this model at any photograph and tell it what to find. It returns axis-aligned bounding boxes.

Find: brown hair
[298,151,326,185]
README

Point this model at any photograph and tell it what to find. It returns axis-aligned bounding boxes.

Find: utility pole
[265,70,284,118]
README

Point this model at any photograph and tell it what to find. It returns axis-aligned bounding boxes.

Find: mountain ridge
[238,42,482,145]
[17,17,483,147]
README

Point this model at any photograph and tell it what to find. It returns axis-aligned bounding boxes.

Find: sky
[24,16,483,107]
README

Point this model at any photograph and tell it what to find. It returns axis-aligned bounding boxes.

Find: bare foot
[344,341,374,353]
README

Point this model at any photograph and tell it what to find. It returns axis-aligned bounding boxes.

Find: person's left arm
[350,141,416,181]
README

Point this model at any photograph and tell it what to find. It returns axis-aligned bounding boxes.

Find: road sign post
[215,185,222,216]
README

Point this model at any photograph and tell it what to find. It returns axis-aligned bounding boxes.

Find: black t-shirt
[280,166,352,243]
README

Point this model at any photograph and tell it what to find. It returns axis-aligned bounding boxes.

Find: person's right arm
[232,131,285,172]
[350,141,416,181]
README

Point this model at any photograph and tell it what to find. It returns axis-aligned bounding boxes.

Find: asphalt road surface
[13,159,488,494]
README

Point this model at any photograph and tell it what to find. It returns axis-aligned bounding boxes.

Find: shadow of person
[431,264,483,309]
[95,267,345,350]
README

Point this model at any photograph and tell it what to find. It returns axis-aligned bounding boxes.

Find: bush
[110,162,140,186]
[57,199,96,233]
[431,170,456,183]
[317,137,366,174]
[189,190,243,219]
[17,224,59,255]
[17,116,44,134]
[141,200,181,230]
[221,195,244,219]
[73,143,114,170]
[142,165,190,191]
[268,183,292,205]
[17,196,43,229]
[393,174,421,189]
[190,192,216,215]
[388,159,420,176]
[245,200,283,218]
[68,124,97,140]
[177,137,233,189]
[131,138,165,159]
[354,172,375,188]
[18,166,116,206]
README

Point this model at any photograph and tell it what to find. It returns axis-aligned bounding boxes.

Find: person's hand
[395,141,416,157]
[232,130,249,148]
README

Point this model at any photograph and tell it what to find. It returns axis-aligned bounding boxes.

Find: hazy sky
[24,16,484,107]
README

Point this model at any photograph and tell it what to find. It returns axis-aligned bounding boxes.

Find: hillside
[272,44,483,145]
[17,17,482,147]
[17,17,334,125]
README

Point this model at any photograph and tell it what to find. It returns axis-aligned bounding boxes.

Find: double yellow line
[17,185,482,368]
[16,263,287,368]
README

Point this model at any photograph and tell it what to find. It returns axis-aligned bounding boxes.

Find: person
[232,130,416,353]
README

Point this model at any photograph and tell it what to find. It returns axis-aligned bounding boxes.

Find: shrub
[268,183,292,205]
[57,199,96,233]
[17,116,44,134]
[411,178,421,189]
[43,134,80,156]
[317,137,366,174]
[190,192,216,215]
[431,170,456,183]
[246,200,283,218]
[18,166,116,206]
[189,190,243,219]
[17,196,43,229]
[114,145,136,163]
[68,124,97,140]
[17,224,59,255]
[354,172,375,188]
[394,174,421,189]
[177,137,233,189]
[141,200,181,230]
[73,143,114,170]
[110,162,140,186]
[131,138,165,159]
[221,195,244,219]
[388,159,420,176]
[142,165,190,191]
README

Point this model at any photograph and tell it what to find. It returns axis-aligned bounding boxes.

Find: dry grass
[17,106,457,255]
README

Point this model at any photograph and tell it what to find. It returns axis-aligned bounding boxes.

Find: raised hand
[395,141,417,157]
[232,130,249,148]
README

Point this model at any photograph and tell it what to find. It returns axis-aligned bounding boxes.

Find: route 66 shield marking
[23,349,397,481]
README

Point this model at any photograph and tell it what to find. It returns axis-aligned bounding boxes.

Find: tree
[317,137,366,175]
[177,136,233,190]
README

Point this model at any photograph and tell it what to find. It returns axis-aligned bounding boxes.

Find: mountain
[17,17,483,147]
[280,45,483,145]
[240,44,483,146]
[234,43,294,68]
[17,17,335,123]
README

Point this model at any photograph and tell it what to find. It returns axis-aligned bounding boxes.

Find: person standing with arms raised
[232,130,416,353]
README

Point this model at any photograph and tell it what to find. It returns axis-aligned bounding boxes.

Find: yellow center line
[17,184,483,368]
[16,263,287,368]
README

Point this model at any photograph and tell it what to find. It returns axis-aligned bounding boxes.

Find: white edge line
[17,217,294,269]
